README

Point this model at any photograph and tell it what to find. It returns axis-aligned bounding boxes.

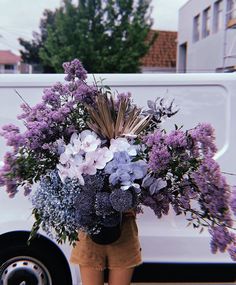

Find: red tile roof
[141,30,177,68]
[0,50,21,65]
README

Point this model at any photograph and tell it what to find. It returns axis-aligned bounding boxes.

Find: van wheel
[0,231,72,285]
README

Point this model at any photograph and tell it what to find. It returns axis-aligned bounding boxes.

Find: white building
[177,0,236,73]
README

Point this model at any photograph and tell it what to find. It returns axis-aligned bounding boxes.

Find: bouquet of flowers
[1,59,236,259]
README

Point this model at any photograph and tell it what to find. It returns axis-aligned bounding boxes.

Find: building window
[213,0,223,32]
[226,0,236,27]
[193,14,200,42]
[202,6,211,38]
[4,64,14,70]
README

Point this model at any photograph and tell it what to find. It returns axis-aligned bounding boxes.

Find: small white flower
[183,173,189,179]
[120,182,141,191]
[132,183,141,189]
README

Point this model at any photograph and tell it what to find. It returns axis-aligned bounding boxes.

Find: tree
[19,9,57,73]
[39,0,157,73]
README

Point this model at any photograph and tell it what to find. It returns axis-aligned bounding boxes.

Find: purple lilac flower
[1,124,19,133]
[0,151,21,197]
[0,60,99,195]
[209,226,233,253]
[164,130,187,148]
[148,144,171,173]
[114,92,132,112]
[11,72,93,153]
[142,192,170,218]
[0,170,4,186]
[0,124,25,150]
[73,81,98,105]
[110,188,133,212]
[5,180,18,198]
[23,184,32,196]
[63,58,87,81]
[143,130,171,174]
[192,155,232,226]
[117,92,132,102]
[178,195,191,210]
[188,123,217,157]
[143,129,165,147]
[230,186,236,216]
[42,87,61,108]
[180,184,199,199]
[227,243,236,261]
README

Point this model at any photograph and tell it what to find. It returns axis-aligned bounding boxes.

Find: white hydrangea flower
[109,137,137,156]
[80,130,101,152]
[78,161,97,176]
[85,147,113,170]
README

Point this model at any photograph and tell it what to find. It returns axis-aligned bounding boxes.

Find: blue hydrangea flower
[95,192,114,216]
[109,188,133,212]
[108,159,147,188]
[105,151,131,174]
[31,170,80,241]
[75,191,95,213]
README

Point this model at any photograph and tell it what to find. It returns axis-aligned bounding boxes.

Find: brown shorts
[70,216,142,270]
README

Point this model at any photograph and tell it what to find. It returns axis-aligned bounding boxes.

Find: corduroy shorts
[70,216,142,270]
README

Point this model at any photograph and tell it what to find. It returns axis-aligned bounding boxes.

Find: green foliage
[36,0,157,73]
[19,9,57,73]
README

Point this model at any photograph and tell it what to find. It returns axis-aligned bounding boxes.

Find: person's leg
[79,266,104,285]
[108,267,134,285]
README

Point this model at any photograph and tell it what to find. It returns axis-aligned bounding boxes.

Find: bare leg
[79,266,104,285]
[108,267,134,285]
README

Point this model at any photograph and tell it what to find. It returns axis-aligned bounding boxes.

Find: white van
[0,73,236,284]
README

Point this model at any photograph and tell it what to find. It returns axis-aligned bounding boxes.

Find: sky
[0,0,188,54]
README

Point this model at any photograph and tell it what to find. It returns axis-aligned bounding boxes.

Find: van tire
[0,231,72,285]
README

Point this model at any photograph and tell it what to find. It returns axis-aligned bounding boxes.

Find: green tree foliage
[20,0,157,73]
[19,9,57,73]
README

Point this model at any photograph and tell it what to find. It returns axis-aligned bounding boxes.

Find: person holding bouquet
[1,59,236,285]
